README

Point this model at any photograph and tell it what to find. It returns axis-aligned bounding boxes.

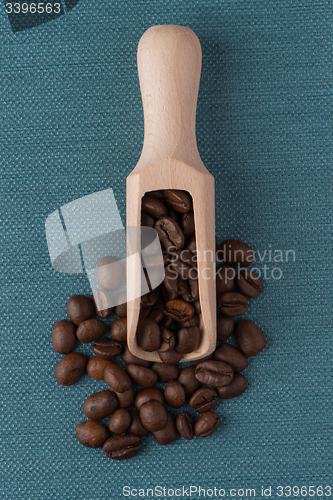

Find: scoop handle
[137,25,204,170]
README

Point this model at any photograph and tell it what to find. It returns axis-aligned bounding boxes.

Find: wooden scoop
[126,25,216,362]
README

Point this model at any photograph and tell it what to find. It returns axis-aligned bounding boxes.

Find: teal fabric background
[1,1,332,499]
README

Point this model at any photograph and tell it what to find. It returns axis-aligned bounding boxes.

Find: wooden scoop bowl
[126,25,216,362]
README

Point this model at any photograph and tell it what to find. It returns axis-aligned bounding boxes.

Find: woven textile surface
[1,1,332,499]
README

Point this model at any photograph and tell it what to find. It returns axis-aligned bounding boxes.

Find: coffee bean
[194,411,220,437]
[154,217,185,251]
[96,256,124,291]
[52,320,77,354]
[163,189,192,213]
[189,387,219,413]
[163,267,183,295]
[86,357,114,380]
[184,235,196,253]
[164,380,185,408]
[178,366,201,399]
[128,410,149,437]
[237,269,263,298]
[111,318,127,342]
[76,318,107,343]
[126,364,158,388]
[180,212,195,238]
[179,315,199,328]
[146,190,164,199]
[108,409,132,435]
[139,400,168,432]
[76,420,109,448]
[152,411,178,445]
[142,195,168,218]
[104,364,132,393]
[193,300,201,314]
[92,338,123,360]
[115,387,135,408]
[217,374,248,399]
[217,292,248,316]
[191,353,214,366]
[214,343,248,373]
[158,348,182,364]
[135,387,166,410]
[151,362,179,383]
[235,319,266,356]
[159,327,176,350]
[167,206,180,223]
[217,314,235,341]
[144,299,165,323]
[218,239,254,267]
[93,289,114,319]
[66,295,94,326]
[195,360,234,388]
[176,412,195,440]
[176,326,200,354]
[170,252,196,280]
[121,344,151,368]
[141,287,160,307]
[216,263,237,296]
[103,434,142,460]
[164,299,194,322]
[137,319,161,352]
[141,211,155,228]
[83,390,118,420]
[160,315,176,330]
[54,352,87,386]
[181,278,199,303]
[114,291,127,318]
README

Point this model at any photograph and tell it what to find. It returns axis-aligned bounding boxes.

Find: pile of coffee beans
[53,230,266,460]
[138,190,201,360]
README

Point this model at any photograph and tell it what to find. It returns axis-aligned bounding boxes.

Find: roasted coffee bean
[176,411,195,440]
[159,327,176,350]
[195,360,234,387]
[76,318,107,343]
[237,269,263,298]
[83,390,118,420]
[194,411,220,437]
[54,352,87,386]
[121,344,151,368]
[163,189,192,213]
[147,190,164,199]
[152,411,178,445]
[179,315,199,328]
[104,364,132,393]
[66,295,94,326]
[52,320,77,354]
[86,357,114,380]
[217,292,248,316]
[115,387,135,408]
[217,314,235,341]
[162,287,179,302]
[137,319,161,352]
[164,380,185,408]
[135,387,165,410]
[151,362,179,383]
[181,278,199,302]
[128,410,149,437]
[145,299,165,323]
[108,409,132,435]
[111,318,127,342]
[191,353,214,366]
[216,263,237,296]
[193,300,201,314]
[96,256,124,291]
[163,268,187,295]
[114,291,127,318]
[141,287,160,307]
[92,338,123,360]
[218,239,254,267]
[160,315,177,330]
[170,255,193,280]
[158,348,182,364]
[180,212,195,238]
[164,299,194,322]
[176,326,200,354]
[76,420,109,448]
[141,211,155,227]
[217,374,248,399]
[142,195,168,218]
[167,206,180,223]
[154,217,185,251]
[126,364,158,388]
[93,289,114,318]
[103,434,142,460]
[178,366,201,399]
[139,400,168,432]
[184,235,196,253]
[189,387,218,413]
[214,343,248,373]
[235,319,266,356]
